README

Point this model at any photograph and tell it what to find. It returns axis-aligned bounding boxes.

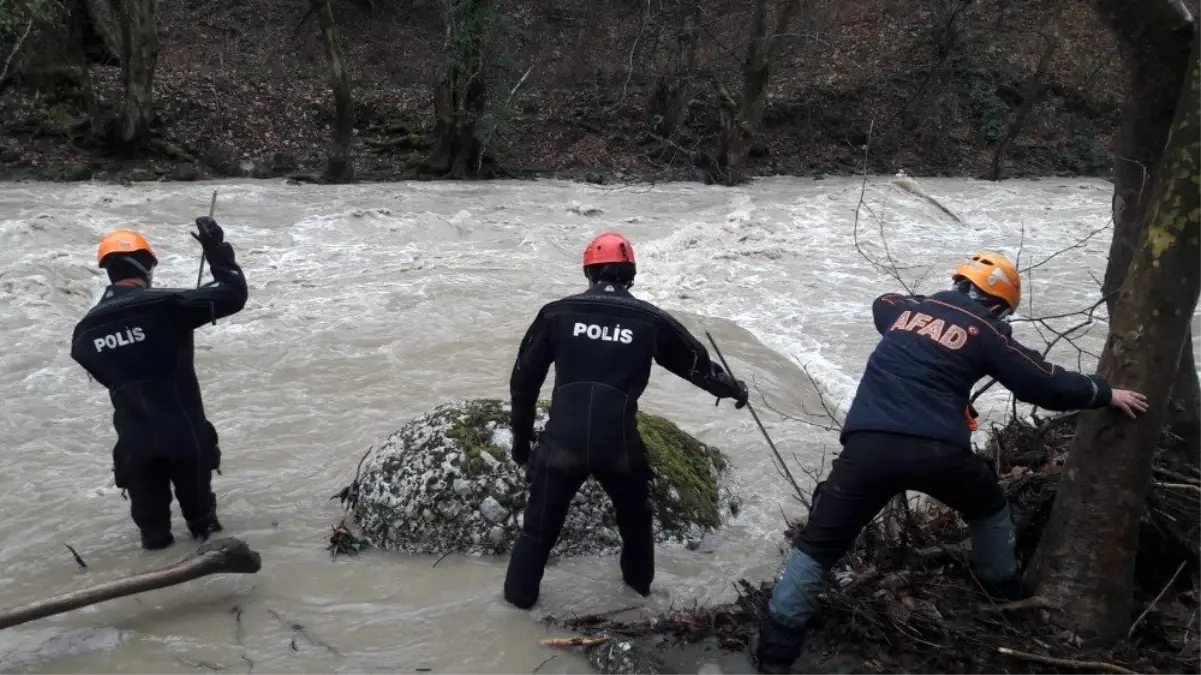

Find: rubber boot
[141,530,175,551]
[754,611,804,674]
[980,574,1026,602]
[967,503,1023,600]
[754,548,825,673]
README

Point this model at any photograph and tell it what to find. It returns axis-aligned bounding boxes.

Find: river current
[1,175,1192,673]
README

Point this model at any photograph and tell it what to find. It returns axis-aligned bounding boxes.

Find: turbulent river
[1,175,1195,673]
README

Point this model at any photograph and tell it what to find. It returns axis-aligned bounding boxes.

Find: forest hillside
[0,0,1145,183]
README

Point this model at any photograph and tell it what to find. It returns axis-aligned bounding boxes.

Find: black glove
[711,365,749,409]
[192,216,225,250]
[731,379,749,409]
[511,433,532,467]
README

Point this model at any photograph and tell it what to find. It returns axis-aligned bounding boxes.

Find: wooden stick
[0,537,262,630]
[996,647,1137,674]
[1129,561,1188,638]
[980,595,1056,613]
[540,636,611,648]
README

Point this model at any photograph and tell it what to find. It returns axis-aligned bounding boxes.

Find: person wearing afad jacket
[754,251,1149,673]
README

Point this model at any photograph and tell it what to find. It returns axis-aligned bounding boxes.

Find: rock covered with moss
[347,398,739,557]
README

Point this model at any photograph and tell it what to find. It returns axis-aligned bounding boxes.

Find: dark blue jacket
[841,289,1111,448]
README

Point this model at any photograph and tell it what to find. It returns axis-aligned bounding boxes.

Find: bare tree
[1026,26,1200,640]
[647,0,701,143]
[106,0,160,149]
[713,0,802,185]
[309,0,355,183]
[990,2,1065,181]
[428,0,492,178]
[1095,0,1199,459]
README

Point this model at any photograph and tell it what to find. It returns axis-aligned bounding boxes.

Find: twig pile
[547,414,1199,674]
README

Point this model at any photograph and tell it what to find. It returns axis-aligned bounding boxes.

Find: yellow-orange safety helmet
[97,229,157,268]
[951,251,1020,312]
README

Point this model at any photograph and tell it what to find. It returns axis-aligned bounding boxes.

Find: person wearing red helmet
[503,232,750,609]
[70,217,248,551]
[754,251,1149,673]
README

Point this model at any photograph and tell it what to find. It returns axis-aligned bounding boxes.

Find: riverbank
[547,415,1199,674]
[0,0,1124,186]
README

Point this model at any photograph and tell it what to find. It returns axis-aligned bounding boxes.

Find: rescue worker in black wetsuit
[754,251,1150,673]
[502,232,751,609]
[70,219,249,550]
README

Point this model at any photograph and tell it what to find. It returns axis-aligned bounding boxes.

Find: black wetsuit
[70,240,248,545]
[503,282,743,609]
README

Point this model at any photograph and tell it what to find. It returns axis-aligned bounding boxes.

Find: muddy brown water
[0,176,1191,673]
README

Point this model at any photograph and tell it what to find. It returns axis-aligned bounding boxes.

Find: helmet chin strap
[954,280,1012,320]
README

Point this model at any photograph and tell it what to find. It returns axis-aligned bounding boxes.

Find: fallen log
[0,537,263,630]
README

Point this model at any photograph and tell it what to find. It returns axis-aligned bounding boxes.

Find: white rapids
[0,175,1194,673]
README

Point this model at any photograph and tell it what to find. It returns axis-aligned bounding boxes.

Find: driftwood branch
[0,537,262,630]
[996,646,1137,674]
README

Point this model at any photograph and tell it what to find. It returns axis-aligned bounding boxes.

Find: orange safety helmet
[97,229,157,268]
[952,251,1021,312]
[582,232,636,268]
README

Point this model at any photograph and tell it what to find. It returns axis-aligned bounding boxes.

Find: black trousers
[795,430,1007,568]
[117,445,219,537]
[503,439,654,609]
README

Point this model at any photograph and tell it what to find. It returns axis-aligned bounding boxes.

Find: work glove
[730,379,749,409]
[711,364,749,409]
[191,216,225,250]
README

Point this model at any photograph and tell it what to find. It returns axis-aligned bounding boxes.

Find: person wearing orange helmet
[69,217,249,551]
[754,251,1149,673]
[503,232,750,609]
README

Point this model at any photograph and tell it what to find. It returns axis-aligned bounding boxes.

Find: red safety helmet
[582,233,636,268]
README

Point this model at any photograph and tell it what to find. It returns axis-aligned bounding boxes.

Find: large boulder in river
[347,398,739,557]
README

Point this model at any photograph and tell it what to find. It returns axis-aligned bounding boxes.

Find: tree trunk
[1166,343,1200,456]
[1095,0,1198,460]
[428,0,490,179]
[990,6,1062,181]
[85,0,122,64]
[108,0,159,149]
[648,1,700,143]
[310,0,354,183]
[1025,28,1201,641]
[715,0,801,186]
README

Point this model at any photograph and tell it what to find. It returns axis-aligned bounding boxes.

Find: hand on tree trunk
[1109,389,1149,418]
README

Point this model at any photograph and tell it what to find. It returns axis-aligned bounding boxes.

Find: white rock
[480,496,508,524]
[345,398,740,557]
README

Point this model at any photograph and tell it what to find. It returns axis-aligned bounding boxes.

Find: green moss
[637,411,725,530]
[447,399,507,475]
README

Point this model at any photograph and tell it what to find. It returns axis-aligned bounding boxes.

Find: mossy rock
[348,398,739,557]
[40,163,93,182]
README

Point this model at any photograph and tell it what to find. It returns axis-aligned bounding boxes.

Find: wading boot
[980,574,1026,602]
[753,611,805,674]
[141,530,175,551]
